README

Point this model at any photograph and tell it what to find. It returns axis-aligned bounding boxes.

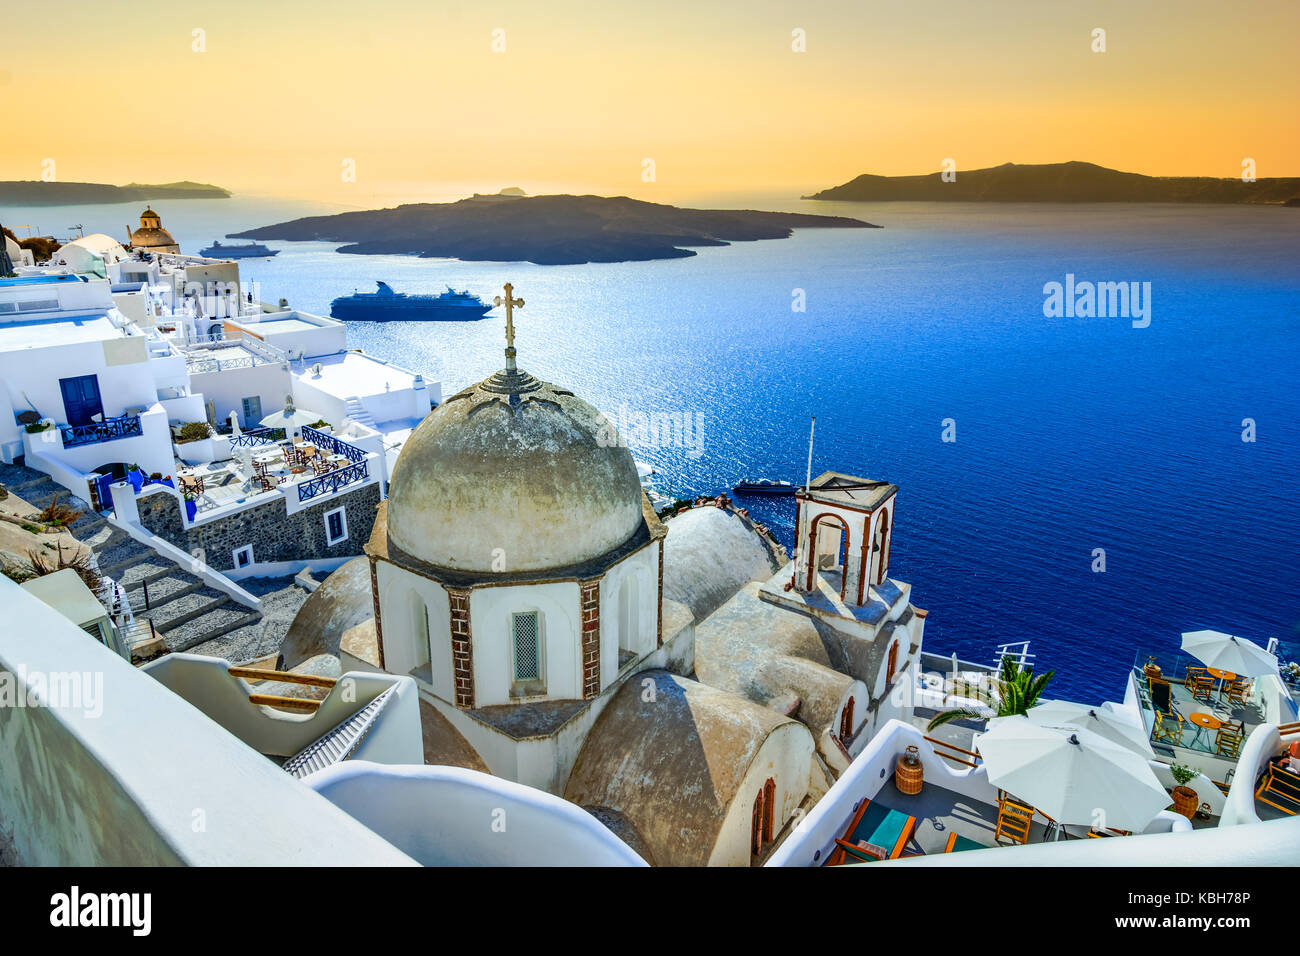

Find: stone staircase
[2,459,260,654]
[4,458,310,662]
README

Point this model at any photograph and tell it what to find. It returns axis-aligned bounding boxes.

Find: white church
[278,285,929,865]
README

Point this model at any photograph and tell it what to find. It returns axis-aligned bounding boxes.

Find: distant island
[0,180,231,206]
[806,161,1300,204]
[231,194,876,265]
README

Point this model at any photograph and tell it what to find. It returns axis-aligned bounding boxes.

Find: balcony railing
[60,414,143,449]
[297,460,368,502]
[301,425,366,463]
[230,426,286,449]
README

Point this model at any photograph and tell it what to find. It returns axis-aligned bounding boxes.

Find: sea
[5,193,1298,702]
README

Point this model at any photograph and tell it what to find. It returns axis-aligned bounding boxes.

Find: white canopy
[1016,699,1154,757]
[977,717,1170,832]
[1180,630,1278,678]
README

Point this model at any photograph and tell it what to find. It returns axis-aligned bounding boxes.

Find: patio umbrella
[1180,630,1278,678]
[228,411,241,438]
[259,395,321,434]
[976,717,1170,832]
[1020,699,1154,757]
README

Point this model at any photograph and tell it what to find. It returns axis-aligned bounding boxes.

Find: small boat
[330,282,493,322]
[732,477,797,497]
[200,240,279,259]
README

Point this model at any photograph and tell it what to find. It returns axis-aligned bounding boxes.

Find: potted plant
[182,491,198,522]
[1143,655,1162,680]
[1169,764,1199,818]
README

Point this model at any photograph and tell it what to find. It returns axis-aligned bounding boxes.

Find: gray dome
[385,368,644,574]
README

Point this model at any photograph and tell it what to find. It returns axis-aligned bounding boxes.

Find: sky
[2,0,1297,204]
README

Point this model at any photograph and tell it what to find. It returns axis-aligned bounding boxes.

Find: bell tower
[793,472,898,606]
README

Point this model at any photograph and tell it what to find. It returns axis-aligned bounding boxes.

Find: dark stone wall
[137,483,382,571]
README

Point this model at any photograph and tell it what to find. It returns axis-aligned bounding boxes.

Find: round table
[1189,711,1222,746]
[1206,667,1237,698]
[326,454,348,467]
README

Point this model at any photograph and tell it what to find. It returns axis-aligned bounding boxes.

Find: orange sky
[3,0,1297,204]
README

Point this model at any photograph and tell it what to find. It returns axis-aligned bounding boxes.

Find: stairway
[344,396,377,429]
[6,457,309,663]
[94,523,261,653]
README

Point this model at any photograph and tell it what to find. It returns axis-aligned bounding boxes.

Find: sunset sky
[3,0,1297,204]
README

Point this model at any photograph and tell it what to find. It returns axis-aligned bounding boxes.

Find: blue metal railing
[301,425,366,463]
[60,414,142,448]
[230,426,286,448]
[297,460,368,502]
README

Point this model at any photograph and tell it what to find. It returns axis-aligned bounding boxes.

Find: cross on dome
[494,283,525,372]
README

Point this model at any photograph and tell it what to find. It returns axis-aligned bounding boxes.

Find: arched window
[873,509,892,585]
[618,575,640,656]
[806,513,850,599]
[751,777,778,857]
[510,610,546,697]
[886,641,899,688]
[408,592,431,677]
[840,696,856,740]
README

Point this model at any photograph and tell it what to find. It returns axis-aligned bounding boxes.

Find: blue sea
[7,195,1298,702]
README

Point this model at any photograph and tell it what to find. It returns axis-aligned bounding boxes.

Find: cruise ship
[330,282,493,322]
[199,240,279,259]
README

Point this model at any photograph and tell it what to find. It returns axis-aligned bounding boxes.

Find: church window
[840,696,856,740]
[512,611,542,682]
[752,778,778,857]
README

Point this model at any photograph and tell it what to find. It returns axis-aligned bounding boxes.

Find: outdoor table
[326,454,348,467]
[1188,711,1222,746]
[1206,667,1237,698]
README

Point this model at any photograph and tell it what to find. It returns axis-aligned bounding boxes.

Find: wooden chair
[1154,710,1185,744]
[1215,725,1244,759]
[1226,679,1251,707]
[826,799,917,865]
[1185,665,1208,686]
[1086,827,1132,838]
[942,832,987,853]
[995,793,1034,845]
[1189,675,1214,704]
[1255,762,1300,815]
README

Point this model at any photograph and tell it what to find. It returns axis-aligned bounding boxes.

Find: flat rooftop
[293,351,421,400]
[799,471,898,511]
[0,313,120,351]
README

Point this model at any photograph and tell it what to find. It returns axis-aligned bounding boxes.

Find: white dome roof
[385,367,645,575]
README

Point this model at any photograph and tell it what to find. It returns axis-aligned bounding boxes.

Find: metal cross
[494,283,525,370]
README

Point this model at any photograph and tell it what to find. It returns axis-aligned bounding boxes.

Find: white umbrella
[1180,630,1278,678]
[228,411,241,438]
[1022,699,1154,757]
[977,717,1170,832]
[259,395,321,435]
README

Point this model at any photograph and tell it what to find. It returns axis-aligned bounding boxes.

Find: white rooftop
[0,313,123,351]
[293,351,421,400]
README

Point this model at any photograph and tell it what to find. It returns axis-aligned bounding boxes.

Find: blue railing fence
[60,414,143,448]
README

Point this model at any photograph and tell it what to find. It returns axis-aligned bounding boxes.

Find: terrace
[1130,647,1298,770]
[766,720,1207,868]
[176,425,373,516]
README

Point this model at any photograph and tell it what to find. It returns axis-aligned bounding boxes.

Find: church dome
[130,208,176,249]
[385,366,645,575]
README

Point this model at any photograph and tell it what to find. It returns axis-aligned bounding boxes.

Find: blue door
[59,375,104,427]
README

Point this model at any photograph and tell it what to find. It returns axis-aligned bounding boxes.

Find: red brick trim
[447,586,474,708]
[579,577,602,699]
[369,556,386,670]
[656,542,664,647]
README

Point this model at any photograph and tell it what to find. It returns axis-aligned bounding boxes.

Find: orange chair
[995,793,1034,845]
[1256,762,1300,815]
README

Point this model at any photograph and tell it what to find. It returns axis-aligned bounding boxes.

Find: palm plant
[926,654,1055,730]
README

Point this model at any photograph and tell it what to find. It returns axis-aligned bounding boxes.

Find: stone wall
[137,483,381,572]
